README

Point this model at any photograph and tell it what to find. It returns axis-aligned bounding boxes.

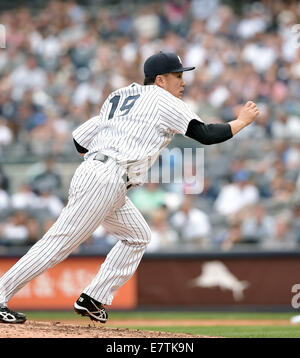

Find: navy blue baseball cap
[144,51,195,78]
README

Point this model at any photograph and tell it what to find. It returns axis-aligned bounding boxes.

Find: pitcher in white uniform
[0,52,259,324]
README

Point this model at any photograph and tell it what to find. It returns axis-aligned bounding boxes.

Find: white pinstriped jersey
[0,83,206,310]
[72,83,204,185]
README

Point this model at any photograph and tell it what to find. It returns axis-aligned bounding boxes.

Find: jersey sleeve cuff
[73,138,88,153]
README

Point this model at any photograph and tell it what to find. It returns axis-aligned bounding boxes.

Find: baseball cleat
[0,306,27,324]
[73,293,108,323]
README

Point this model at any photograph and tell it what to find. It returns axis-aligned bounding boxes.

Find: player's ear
[155,74,166,89]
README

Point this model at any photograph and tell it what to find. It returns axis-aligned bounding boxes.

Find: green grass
[24,310,296,321]
[114,325,300,338]
[23,311,300,338]
[110,311,295,320]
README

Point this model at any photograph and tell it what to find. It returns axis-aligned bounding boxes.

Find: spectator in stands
[147,205,179,252]
[129,182,166,218]
[218,217,243,251]
[24,215,40,246]
[34,189,64,219]
[260,212,298,250]
[9,55,47,101]
[134,4,161,40]
[29,108,72,157]
[0,210,34,246]
[201,176,219,202]
[27,155,62,196]
[269,175,297,206]
[214,170,259,216]
[271,110,300,139]
[11,183,39,211]
[190,0,220,21]
[241,204,275,244]
[170,195,211,248]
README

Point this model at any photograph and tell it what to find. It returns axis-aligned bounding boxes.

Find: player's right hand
[237,101,259,126]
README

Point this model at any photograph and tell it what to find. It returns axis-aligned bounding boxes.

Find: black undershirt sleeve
[185,119,233,145]
[73,138,88,153]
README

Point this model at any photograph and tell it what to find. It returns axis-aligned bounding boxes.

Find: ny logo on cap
[177,55,182,65]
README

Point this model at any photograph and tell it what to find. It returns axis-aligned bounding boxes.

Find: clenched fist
[230,101,260,136]
[237,101,259,126]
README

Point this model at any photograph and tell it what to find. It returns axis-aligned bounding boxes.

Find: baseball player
[0,52,258,324]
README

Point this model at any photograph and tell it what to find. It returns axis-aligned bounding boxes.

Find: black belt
[93,152,133,190]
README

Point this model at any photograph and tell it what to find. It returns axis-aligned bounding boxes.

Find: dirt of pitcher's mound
[0,320,220,338]
[1,318,290,338]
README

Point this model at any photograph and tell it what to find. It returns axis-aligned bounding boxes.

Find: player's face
[156,72,186,98]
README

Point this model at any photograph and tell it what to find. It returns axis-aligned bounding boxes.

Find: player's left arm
[159,93,258,144]
[185,120,233,145]
[160,98,231,144]
[185,101,259,145]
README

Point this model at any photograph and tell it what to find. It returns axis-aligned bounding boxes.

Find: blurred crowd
[0,0,299,252]
[0,155,64,250]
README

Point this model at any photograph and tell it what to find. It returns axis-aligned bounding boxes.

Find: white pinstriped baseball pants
[0,156,151,306]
